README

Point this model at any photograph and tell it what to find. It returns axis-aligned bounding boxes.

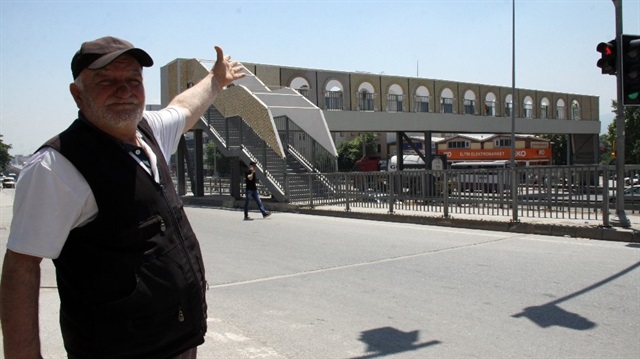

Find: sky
[1,0,640,156]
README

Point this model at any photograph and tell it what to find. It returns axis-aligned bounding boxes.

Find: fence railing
[177,165,640,226]
[289,165,640,224]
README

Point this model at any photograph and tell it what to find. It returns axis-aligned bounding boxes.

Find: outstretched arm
[169,45,246,132]
[0,250,43,359]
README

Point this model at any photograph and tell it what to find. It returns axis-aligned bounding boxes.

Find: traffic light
[611,141,616,159]
[622,34,640,106]
[597,39,617,75]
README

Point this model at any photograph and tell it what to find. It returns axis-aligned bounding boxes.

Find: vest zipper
[158,183,205,326]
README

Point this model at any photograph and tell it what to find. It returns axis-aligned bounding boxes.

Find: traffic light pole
[613,0,630,227]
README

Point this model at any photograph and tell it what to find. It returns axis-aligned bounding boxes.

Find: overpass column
[194,129,204,197]
[396,131,404,171]
[177,137,186,195]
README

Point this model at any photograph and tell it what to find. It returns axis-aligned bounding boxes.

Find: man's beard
[83,96,144,130]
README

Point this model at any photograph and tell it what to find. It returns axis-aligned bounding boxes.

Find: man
[0,36,245,358]
[244,161,271,220]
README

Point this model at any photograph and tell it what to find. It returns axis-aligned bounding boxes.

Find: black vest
[45,114,207,358]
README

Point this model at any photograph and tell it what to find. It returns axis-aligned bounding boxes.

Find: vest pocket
[93,243,201,356]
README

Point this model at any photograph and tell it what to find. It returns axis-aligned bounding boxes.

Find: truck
[387,154,451,196]
[352,156,387,191]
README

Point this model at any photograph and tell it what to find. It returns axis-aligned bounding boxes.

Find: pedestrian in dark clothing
[244,161,270,220]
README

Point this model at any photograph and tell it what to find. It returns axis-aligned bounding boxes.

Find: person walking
[0,36,245,359]
[244,161,271,220]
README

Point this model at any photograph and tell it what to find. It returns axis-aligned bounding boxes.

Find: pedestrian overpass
[163,59,338,203]
[161,58,601,202]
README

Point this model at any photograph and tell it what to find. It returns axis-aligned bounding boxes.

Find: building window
[359,91,375,111]
[571,107,580,120]
[505,102,513,117]
[387,94,403,112]
[571,101,580,120]
[448,140,470,149]
[325,91,343,111]
[441,97,454,113]
[464,99,475,115]
[495,139,511,147]
[297,87,309,97]
[485,101,495,116]
[540,105,549,119]
[557,106,566,120]
[524,102,533,118]
[415,96,429,112]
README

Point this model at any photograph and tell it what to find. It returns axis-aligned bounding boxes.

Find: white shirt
[7,107,186,259]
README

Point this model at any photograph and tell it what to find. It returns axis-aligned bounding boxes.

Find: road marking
[210,235,521,289]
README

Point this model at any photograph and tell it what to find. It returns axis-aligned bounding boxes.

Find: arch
[540,97,550,119]
[463,90,476,115]
[325,79,343,92]
[484,92,496,116]
[441,88,454,98]
[290,76,310,97]
[523,96,533,118]
[389,84,404,95]
[464,90,476,101]
[416,86,430,97]
[358,82,375,93]
[324,79,344,111]
[415,85,430,112]
[440,87,454,113]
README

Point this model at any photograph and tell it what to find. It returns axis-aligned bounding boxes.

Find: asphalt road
[1,188,639,358]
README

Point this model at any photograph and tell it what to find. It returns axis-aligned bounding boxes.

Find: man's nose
[114,81,134,96]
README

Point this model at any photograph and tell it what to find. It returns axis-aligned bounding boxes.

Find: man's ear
[69,83,83,108]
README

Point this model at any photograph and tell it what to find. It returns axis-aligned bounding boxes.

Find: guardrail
[176,165,640,226]
[289,165,640,225]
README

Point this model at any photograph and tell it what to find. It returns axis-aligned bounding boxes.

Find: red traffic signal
[597,39,617,75]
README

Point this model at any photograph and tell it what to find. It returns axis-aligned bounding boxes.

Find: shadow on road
[347,326,441,359]
[513,260,640,330]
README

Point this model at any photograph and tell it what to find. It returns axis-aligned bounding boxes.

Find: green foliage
[204,141,231,176]
[0,137,12,171]
[537,133,567,165]
[607,101,640,164]
[336,133,377,171]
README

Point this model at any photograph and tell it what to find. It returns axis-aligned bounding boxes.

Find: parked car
[610,185,640,203]
[2,176,16,188]
[625,174,640,186]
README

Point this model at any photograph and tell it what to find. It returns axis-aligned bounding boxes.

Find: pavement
[181,195,640,243]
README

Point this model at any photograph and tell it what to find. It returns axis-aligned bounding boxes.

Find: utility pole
[613,0,630,227]
[510,0,518,223]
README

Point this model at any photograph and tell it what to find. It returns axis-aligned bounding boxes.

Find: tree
[537,133,567,165]
[599,134,612,164]
[0,136,12,171]
[204,141,231,176]
[336,133,377,171]
[606,101,640,164]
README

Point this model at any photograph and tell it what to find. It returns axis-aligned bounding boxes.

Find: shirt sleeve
[142,107,186,164]
[7,148,97,259]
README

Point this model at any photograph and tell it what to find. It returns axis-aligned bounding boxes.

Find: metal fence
[182,165,640,226]
[287,165,640,225]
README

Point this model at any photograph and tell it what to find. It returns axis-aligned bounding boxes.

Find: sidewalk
[181,194,640,243]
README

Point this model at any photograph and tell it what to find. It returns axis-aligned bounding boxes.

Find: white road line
[209,235,521,289]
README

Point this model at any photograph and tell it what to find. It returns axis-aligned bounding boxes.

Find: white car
[624,174,639,186]
[2,176,16,188]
